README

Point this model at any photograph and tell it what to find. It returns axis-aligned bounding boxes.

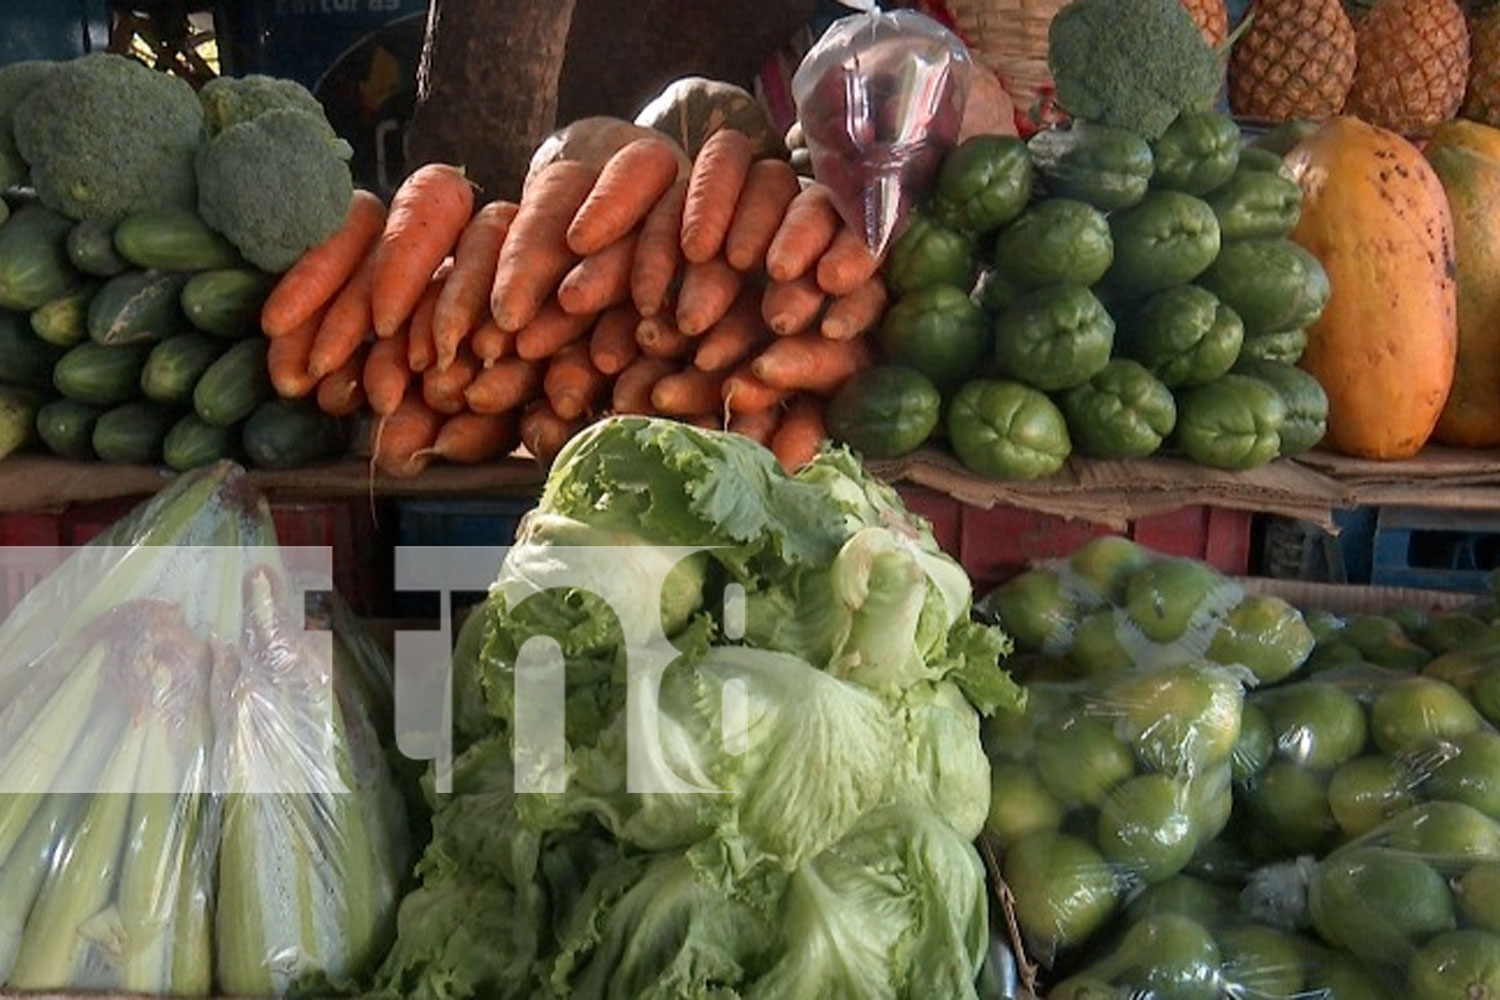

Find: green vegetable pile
[373,416,1024,999]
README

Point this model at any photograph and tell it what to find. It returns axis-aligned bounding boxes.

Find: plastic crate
[1256,508,1377,584]
[1371,506,1500,594]
[390,498,539,618]
[894,485,962,559]
[0,511,66,618]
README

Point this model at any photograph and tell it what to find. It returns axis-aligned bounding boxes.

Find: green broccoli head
[12,52,203,224]
[196,107,354,273]
[199,73,343,148]
[1048,0,1223,140]
[0,60,56,190]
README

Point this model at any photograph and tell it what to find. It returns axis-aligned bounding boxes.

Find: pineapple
[1464,2,1500,126]
[1229,0,1358,121]
[1180,0,1230,48]
[1346,0,1470,136]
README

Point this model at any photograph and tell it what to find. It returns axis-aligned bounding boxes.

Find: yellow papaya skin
[1284,116,1457,460]
[1426,120,1500,447]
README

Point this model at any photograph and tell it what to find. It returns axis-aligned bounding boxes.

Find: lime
[1343,613,1431,670]
[1047,977,1127,999]
[1097,773,1199,884]
[1309,845,1456,962]
[1125,873,1237,927]
[982,686,1066,760]
[1232,700,1275,784]
[1417,612,1491,656]
[1205,593,1315,685]
[1306,638,1363,674]
[1068,608,1135,678]
[1105,912,1222,1000]
[1036,712,1135,809]
[1305,951,1400,999]
[987,761,1065,847]
[1258,681,1368,769]
[1456,862,1500,934]
[1384,801,1500,861]
[1187,764,1234,842]
[1003,831,1121,962]
[1328,754,1418,841]
[1217,922,1306,999]
[982,568,1078,653]
[1108,661,1242,774]
[1068,535,1152,605]
[1424,648,1486,690]
[1247,760,1338,854]
[1123,557,1228,643]
[1409,929,1500,1000]
[1304,608,1346,645]
[1427,730,1500,821]
[1475,666,1500,727]
[1370,676,1482,755]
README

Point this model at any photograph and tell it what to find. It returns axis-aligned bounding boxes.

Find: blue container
[390,497,537,617]
[0,0,109,65]
[1372,506,1500,594]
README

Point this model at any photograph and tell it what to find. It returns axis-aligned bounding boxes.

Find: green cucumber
[141,333,228,405]
[180,268,275,339]
[113,208,243,271]
[66,219,127,278]
[162,412,239,471]
[87,269,191,346]
[30,281,100,347]
[53,341,153,406]
[35,398,105,459]
[0,385,40,460]
[0,204,77,310]
[242,399,343,470]
[0,311,66,390]
[91,401,178,465]
[193,337,272,427]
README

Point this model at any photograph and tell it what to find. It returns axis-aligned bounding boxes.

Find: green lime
[982,568,1078,653]
[1068,535,1152,605]
[1328,754,1418,841]
[1475,667,1500,727]
[1409,929,1500,1000]
[1217,923,1306,999]
[1418,612,1491,656]
[1047,977,1127,999]
[1247,760,1337,854]
[1106,912,1222,1000]
[1068,609,1135,678]
[1258,681,1368,769]
[1342,614,1431,670]
[1427,730,1500,821]
[1123,557,1229,643]
[1304,608,1346,645]
[1424,648,1486,690]
[1187,765,1234,842]
[1107,661,1242,774]
[1384,801,1500,861]
[983,684,1069,760]
[1306,638,1363,674]
[987,762,1065,847]
[1205,593,1315,685]
[1036,713,1135,809]
[1370,676,1482,755]
[1125,874,1237,927]
[1097,773,1199,884]
[1304,951,1400,999]
[1003,831,1121,962]
[1456,862,1500,934]
[1232,700,1275,783]
[1309,845,1456,962]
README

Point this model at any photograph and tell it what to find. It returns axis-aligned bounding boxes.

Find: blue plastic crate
[1371,506,1500,594]
[390,498,537,617]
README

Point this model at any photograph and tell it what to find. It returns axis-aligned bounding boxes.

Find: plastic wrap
[0,462,407,996]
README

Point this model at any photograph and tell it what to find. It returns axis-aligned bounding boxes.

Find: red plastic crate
[894,485,963,560]
[0,512,66,617]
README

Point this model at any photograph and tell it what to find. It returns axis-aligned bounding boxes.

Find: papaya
[1424,121,1500,447]
[1283,116,1457,460]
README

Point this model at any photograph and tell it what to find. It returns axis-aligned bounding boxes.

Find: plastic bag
[791,6,972,256]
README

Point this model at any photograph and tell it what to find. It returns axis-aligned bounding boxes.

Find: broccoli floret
[0,61,55,190]
[1048,0,1223,140]
[12,53,202,223]
[196,107,353,272]
[199,74,342,144]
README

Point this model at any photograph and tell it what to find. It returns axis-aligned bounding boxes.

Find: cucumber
[66,219,127,278]
[53,341,153,406]
[193,337,272,427]
[30,281,100,347]
[162,412,239,471]
[0,204,77,310]
[87,269,191,346]
[91,401,178,465]
[0,385,40,461]
[242,399,343,470]
[141,333,228,404]
[113,208,244,272]
[0,311,66,390]
[180,268,276,339]
[0,199,8,228]
[35,398,105,459]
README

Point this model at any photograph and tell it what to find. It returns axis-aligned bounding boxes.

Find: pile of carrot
[259,128,889,478]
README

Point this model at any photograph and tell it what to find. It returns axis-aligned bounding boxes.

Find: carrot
[761,274,827,336]
[491,160,597,332]
[636,315,694,360]
[307,244,378,378]
[694,291,767,372]
[423,343,481,414]
[588,304,641,375]
[465,357,543,415]
[519,400,581,467]
[651,367,726,417]
[684,412,724,431]
[407,262,451,373]
[765,183,841,283]
[543,342,609,421]
[364,329,411,416]
[557,230,638,317]
[566,137,682,255]
[631,178,687,318]
[267,305,324,399]
[821,275,890,341]
[515,299,596,361]
[471,318,515,366]
[815,224,882,297]
[433,200,518,370]
[721,364,789,414]
[729,406,781,446]
[724,158,802,272]
[262,188,386,338]
[770,396,827,472]
[373,394,445,478]
[675,257,743,336]
[680,129,754,264]
[750,334,872,395]
[611,356,677,415]
[422,411,519,465]
[315,342,368,417]
[372,163,474,338]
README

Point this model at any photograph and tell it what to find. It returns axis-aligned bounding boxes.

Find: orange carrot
[543,342,609,421]
[423,344,480,415]
[636,315,694,360]
[308,244,378,378]
[821,275,890,341]
[589,305,641,375]
[722,364,789,414]
[465,357,543,414]
[611,356,677,414]
[557,230,638,317]
[651,367,726,417]
[751,333,871,395]
[267,305,324,399]
[515,299,595,361]
[770,396,827,472]
[519,400,581,467]
[675,257,743,336]
[262,188,386,338]
[724,158,802,272]
[433,200,518,370]
[491,160,597,332]
[407,262,451,374]
[373,394,444,478]
[694,292,767,372]
[729,406,781,446]
[364,329,411,416]
[684,412,723,431]
[761,274,827,336]
[372,163,474,338]
[315,342,368,417]
[471,318,515,366]
[566,137,682,255]
[765,183,840,283]
[680,129,754,264]
[815,224,882,297]
[631,178,687,318]
[423,411,519,465]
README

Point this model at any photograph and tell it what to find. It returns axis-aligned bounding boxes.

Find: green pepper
[947,378,1072,481]
[1058,359,1177,459]
[1239,328,1308,364]
[931,135,1035,236]
[1117,285,1244,389]
[1028,122,1155,211]
[883,211,976,296]
[1204,167,1303,241]
[1232,358,1329,456]
[825,366,942,460]
[878,284,989,386]
[1196,238,1330,335]
[1150,111,1241,195]
[994,283,1114,392]
[1103,191,1221,298]
[991,199,1114,290]
[1174,373,1287,470]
